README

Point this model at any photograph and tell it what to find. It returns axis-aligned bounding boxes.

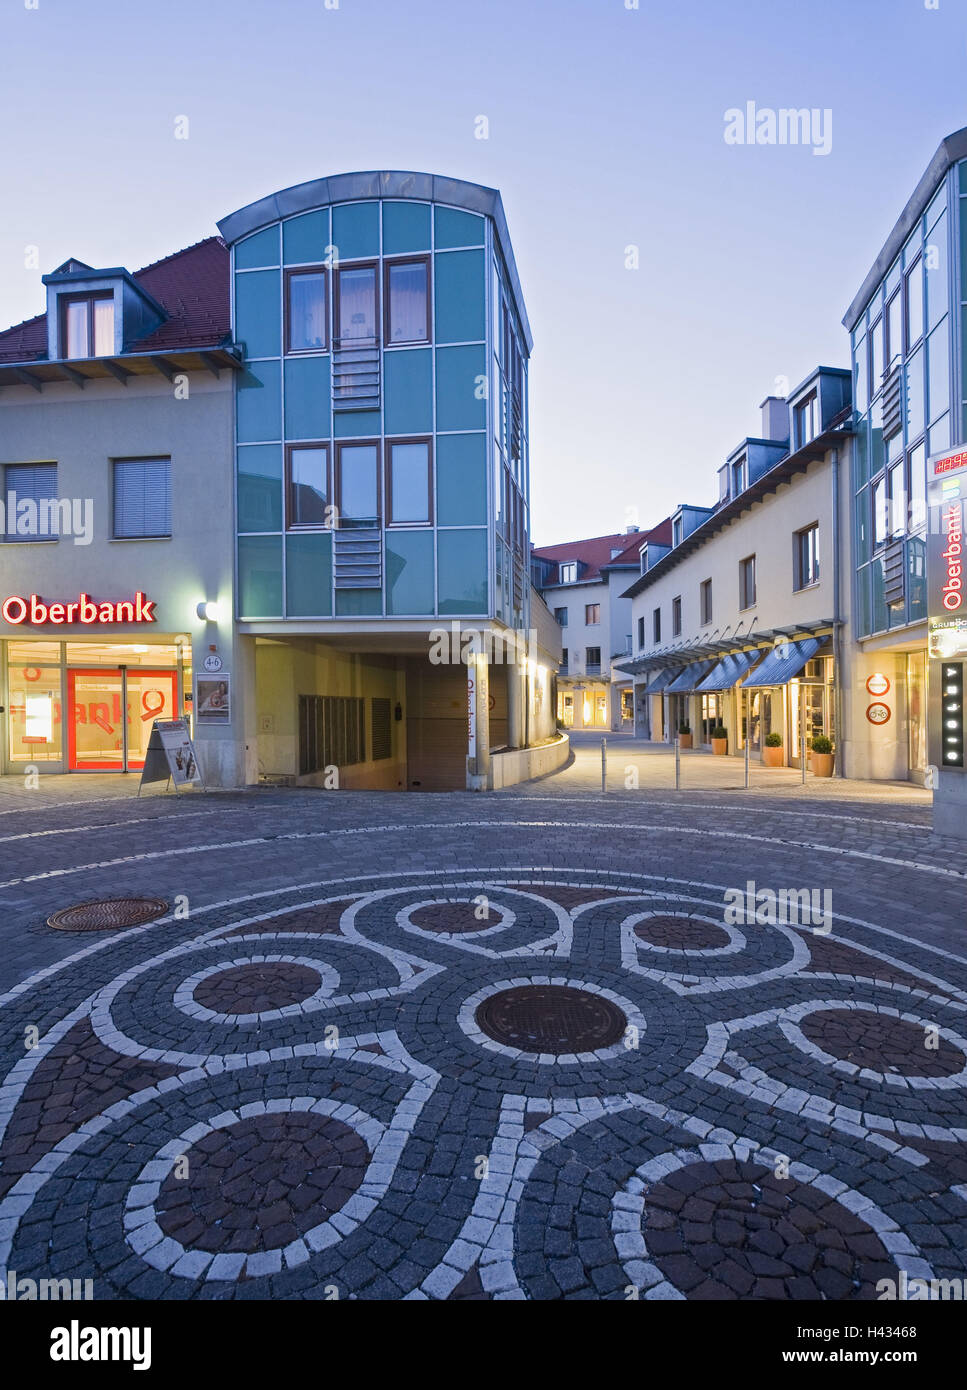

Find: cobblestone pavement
[0,759,964,1300]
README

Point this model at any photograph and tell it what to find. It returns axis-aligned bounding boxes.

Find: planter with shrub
[811,734,834,777]
[711,725,728,755]
[678,721,692,750]
[762,731,784,768]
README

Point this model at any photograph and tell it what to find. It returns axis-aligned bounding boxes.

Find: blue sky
[1,0,965,542]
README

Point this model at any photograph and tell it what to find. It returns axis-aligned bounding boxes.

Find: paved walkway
[0,754,964,1300]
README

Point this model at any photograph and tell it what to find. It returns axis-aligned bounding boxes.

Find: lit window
[61,293,114,359]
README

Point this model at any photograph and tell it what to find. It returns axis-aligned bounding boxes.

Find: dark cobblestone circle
[475,984,627,1053]
[799,1009,966,1078]
[193,962,323,1013]
[644,1159,897,1300]
[410,901,489,934]
[634,915,730,950]
[155,1113,369,1254]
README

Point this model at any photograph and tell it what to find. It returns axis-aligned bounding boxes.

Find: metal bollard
[744,732,750,789]
[601,737,607,794]
[674,736,681,791]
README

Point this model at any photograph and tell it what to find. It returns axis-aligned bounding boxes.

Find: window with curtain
[113,459,171,538]
[286,270,328,352]
[61,293,114,358]
[287,445,330,527]
[3,463,57,542]
[385,259,429,344]
[387,440,431,524]
[336,266,377,341]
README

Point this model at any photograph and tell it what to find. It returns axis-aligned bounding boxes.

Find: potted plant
[678,721,692,750]
[763,731,784,768]
[711,725,728,755]
[811,734,834,777]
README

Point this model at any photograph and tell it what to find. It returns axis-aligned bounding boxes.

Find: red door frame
[67,668,178,772]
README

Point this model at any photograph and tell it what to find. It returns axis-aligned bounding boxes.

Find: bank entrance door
[67,668,178,771]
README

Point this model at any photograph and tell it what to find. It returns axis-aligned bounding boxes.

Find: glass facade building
[220,174,532,633]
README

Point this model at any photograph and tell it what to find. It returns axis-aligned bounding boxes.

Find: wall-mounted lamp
[196,601,221,622]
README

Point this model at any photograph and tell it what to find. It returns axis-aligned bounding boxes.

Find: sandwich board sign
[138,718,204,795]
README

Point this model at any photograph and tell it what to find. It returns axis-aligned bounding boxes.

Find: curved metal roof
[217,170,532,351]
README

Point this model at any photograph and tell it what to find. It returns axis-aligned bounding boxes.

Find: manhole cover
[47,898,169,932]
[475,984,627,1053]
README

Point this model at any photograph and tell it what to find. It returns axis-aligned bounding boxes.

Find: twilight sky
[1,0,965,543]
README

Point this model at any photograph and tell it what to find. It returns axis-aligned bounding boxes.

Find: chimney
[759,394,789,443]
[625,524,639,534]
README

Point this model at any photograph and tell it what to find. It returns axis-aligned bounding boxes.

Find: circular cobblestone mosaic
[409,902,488,934]
[475,984,627,1053]
[634,916,731,950]
[193,963,322,1014]
[155,1112,369,1254]
[642,1158,897,1300]
[799,1008,967,1078]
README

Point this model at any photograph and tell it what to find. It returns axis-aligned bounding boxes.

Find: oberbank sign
[928,447,967,657]
[0,592,157,625]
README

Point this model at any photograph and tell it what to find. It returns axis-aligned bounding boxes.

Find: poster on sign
[138,718,204,795]
[195,675,231,724]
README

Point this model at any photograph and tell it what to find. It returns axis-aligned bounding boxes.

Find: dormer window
[61,292,114,359]
[559,561,577,583]
[731,458,746,496]
[672,517,683,546]
[794,392,818,449]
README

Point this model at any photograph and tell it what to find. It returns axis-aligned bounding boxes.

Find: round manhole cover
[475,984,627,1053]
[47,898,169,932]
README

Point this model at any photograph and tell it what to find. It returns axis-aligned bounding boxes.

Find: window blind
[113,459,171,538]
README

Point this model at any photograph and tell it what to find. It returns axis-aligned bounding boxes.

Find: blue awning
[696,649,765,692]
[644,666,681,694]
[741,638,822,688]
[664,659,717,693]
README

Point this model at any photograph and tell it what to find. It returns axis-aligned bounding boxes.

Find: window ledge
[109,535,172,543]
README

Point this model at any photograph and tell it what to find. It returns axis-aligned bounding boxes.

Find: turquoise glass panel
[904,346,925,442]
[927,323,950,424]
[235,270,280,359]
[286,532,332,616]
[332,202,379,260]
[334,411,380,438]
[436,346,486,431]
[335,589,381,617]
[284,356,331,440]
[438,528,487,614]
[237,445,282,532]
[283,210,329,265]
[237,360,281,442]
[435,249,485,344]
[927,184,947,229]
[871,555,887,634]
[386,530,434,614]
[434,206,485,249]
[961,199,967,294]
[929,413,950,454]
[908,536,927,622]
[235,225,279,270]
[961,162,967,194]
[384,348,432,434]
[855,564,871,638]
[852,415,870,489]
[383,202,431,254]
[854,484,870,565]
[437,433,487,524]
[237,534,283,616]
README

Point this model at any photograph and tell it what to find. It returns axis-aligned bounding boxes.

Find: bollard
[744,731,750,789]
[801,723,807,785]
[674,736,681,791]
[601,737,607,794]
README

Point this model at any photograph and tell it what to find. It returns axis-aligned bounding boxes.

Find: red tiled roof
[0,236,231,364]
[533,520,673,582]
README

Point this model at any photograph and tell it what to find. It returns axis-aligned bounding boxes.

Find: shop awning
[740,638,822,688]
[664,659,717,693]
[696,649,765,692]
[644,666,682,694]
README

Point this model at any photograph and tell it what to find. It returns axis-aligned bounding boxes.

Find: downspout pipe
[831,446,845,778]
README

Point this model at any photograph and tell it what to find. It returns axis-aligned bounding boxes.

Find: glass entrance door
[67,668,177,771]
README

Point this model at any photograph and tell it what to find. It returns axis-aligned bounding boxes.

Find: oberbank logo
[1,592,157,625]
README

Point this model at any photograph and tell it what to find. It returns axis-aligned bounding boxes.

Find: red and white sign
[1,592,156,626]
[866,672,891,697]
[932,447,967,478]
[866,702,892,726]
